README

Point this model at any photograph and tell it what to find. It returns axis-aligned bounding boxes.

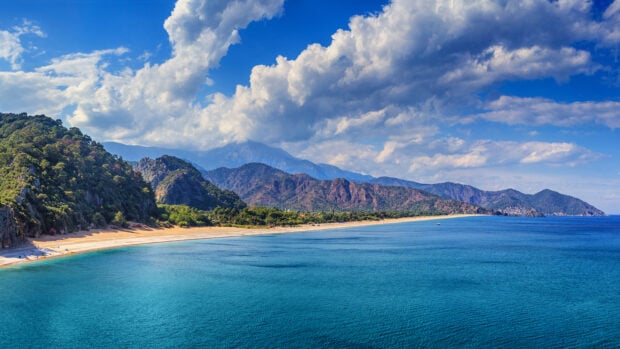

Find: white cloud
[0,48,129,117]
[407,139,601,175]
[468,96,620,129]
[439,45,592,88]
[310,106,439,143]
[2,0,617,210]
[375,141,402,164]
[0,31,23,69]
[291,137,601,185]
[0,0,285,148]
[601,0,620,44]
[1,0,618,152]
[519,142,585,164]
[179,0,605,147]
[605,0,620,19]
[286,140,378,173]
[0,20,45,70]
[409,153,488,173]
[0,71,65,115]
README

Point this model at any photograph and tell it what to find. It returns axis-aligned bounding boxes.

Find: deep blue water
[0,216,619,348]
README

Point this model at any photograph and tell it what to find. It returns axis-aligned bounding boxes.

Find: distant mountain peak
[104,140,373,182]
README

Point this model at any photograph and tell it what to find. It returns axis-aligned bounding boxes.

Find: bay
[0,216,619,348]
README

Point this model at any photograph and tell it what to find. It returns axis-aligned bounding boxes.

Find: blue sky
[1,0,619,214]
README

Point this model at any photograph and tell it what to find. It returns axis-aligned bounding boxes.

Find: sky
[0,0,619,214]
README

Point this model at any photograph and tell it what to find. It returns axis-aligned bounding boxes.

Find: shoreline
[0,214,479,269]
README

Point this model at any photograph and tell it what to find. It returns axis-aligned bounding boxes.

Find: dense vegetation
[158,204,212,227]
[136,156,246,211]
[158,204,445,228]
[0,113,157,247]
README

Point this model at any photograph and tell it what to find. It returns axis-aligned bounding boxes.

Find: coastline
[0,214,479,269]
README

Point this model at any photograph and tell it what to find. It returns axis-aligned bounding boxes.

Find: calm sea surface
[0,216,619,348]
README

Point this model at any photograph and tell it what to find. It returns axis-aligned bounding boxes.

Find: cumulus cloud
[0,0,617,170]
[3,0,616,146]
[466,96,620,129]
[198,0,605,145]
[0,0,285,147]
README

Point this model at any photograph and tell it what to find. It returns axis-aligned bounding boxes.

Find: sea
[0,216,619,348]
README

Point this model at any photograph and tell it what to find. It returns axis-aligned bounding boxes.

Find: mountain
[103,140,373,181]
[0,113,157,247]
[203,163,488,214]
[135,156,246,211]
[104,141,604,216]
[370,177,604,216]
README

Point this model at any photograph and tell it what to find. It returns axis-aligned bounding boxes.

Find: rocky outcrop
[0,206,19,248]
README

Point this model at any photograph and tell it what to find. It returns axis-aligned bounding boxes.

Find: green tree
[111,211,127,228]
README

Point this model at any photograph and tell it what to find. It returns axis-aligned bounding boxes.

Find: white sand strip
[0,214,479,269]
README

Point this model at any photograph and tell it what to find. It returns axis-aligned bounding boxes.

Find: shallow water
[1,216,619,348]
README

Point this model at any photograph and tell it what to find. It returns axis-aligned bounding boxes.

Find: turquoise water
[0,216,619,348]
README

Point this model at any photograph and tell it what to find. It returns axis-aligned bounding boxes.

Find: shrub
[111,210,128,228]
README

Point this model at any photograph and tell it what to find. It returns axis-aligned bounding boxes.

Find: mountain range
[106,141,604,216]
[202,163,487,214]
[369,178,604,216]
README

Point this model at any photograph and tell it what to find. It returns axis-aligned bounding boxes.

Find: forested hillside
[0,113,157,247]
[136,156,246,210]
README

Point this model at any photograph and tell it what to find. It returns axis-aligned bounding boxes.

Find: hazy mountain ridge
[135,156,246,211]
[370,177,604,216]
[106,141,604,216]
[203,163,488,214]
[104,141,373,181]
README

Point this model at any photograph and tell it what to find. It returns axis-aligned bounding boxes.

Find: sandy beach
[0,214,478,269]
